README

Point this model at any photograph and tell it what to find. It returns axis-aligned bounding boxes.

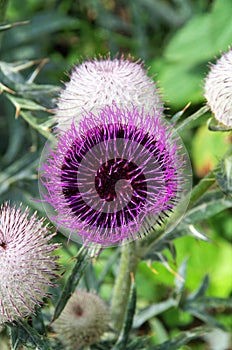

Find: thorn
[146,261,158,275]
[130,272,135,283]
[0,83,15,95]
[165,263,184,282]
[15,104,21,119]
[171,102,191,122]
[27,58,50,83]
[182,102,191,113]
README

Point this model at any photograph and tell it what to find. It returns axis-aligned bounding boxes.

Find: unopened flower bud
[53,290,110,349]
[204,48,232,127]
[0,202,59,324]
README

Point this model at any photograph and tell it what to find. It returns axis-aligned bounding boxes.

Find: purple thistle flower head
[40,104,191,247]
[0,202,59,324]
[54,55,163,130]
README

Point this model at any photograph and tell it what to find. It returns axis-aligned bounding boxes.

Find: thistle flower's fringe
[53,55,164,130]
[0,202,59,324]
[40,104,188,247]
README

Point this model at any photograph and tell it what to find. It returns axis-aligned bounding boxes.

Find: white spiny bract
[204,48,232,127]
[54,56,163,130]
[0,202,59,324]
[53,290,110,349]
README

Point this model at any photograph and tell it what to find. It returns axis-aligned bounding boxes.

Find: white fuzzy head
[204,49,232,127]
[54,56,163,130]
[53,290,110,349]
[0,202,59,324]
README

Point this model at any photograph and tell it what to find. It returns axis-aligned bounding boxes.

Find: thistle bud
[0,202,59,324]
[53,290,110,349]
[204,48,232,127]
[54,56,163,130]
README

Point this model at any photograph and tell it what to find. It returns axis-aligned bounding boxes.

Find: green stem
[0,0,8,24]
[0,0,9,49]
[176,105,209,133]
[111,242,138,332]
[188,145,232,208]
[188,169,215,208]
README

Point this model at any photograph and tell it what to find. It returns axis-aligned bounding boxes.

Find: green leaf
[0,21,29,32]
[175,106,209,133]
[151,59,206,106]
[192,124,229,177]
[133,298,177,329]
[174,258,188,295]
[126,336,150,350]
[187,296,232,310]
[148,327,211,350]
[185,308,226,329]
[96,248,120,291]
[0,152,38,195]
[8,321,51,350]
[17,83,60,108]
[184,295,232,329]
[150,0,232,107]
[52,246,90,322]
[184,190,232,224]
[3,11,80,50]
[6,94,49,113]
[188,275,209,301]
[164,0,232,64]
[143,189,231,256]
[215,150,232,196]
[19,111,53,139]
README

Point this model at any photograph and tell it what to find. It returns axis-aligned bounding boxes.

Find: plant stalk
[176,105,209,133]
[188,169,215,208]
[0,0,9,49]
[111,242,138,332]
[0,0,8,24]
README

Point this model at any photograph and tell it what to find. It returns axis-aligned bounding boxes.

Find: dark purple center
[0,241,7,250]
[95,158,146,202]
[61,123,171,231]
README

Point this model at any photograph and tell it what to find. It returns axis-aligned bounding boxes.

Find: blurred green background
[0,0,231,348]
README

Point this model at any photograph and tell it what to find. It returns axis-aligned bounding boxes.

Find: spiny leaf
[187,296,232,310]
[148,326,211,350]
[0,21,29,32]
[184,190,232,224]
[215,150,232,196]
[8,320,51,350]
[6,93,49,116]
[188,275,209,301]
[133,298,177,329]
[52,246,90,322]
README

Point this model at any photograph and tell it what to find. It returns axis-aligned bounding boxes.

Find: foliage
[0,1,231,349]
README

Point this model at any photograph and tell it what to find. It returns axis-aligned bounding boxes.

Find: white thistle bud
[54,56,163,130]
[204,48,232,127]
[53,290,110,349]
[0,202,59,324]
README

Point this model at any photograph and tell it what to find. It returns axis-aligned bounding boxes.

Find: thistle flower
[0,202,59,324]
[204,48,232,127]
[40,104,191,247]
[54,56,163,130]
[53,290,109,349]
